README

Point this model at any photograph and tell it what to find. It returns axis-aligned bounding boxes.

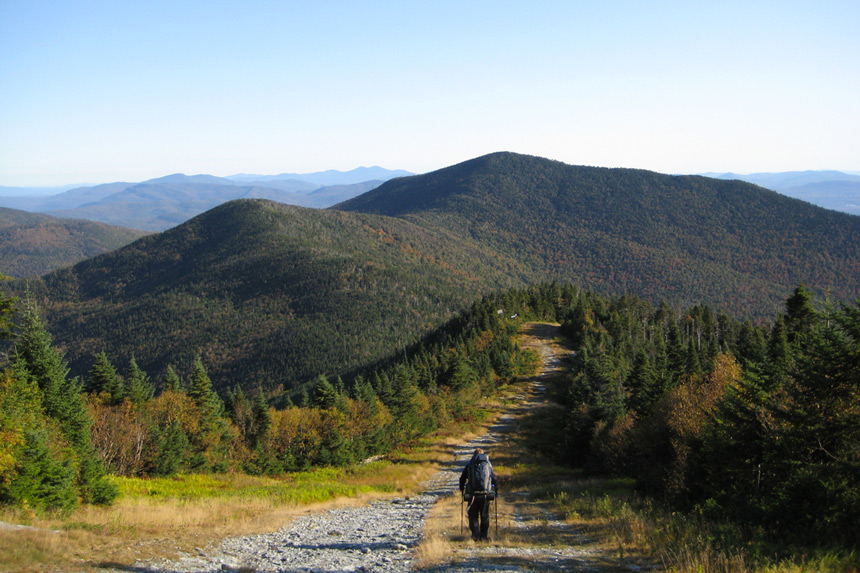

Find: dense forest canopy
[0,207,147,278]
[338,152,860,315]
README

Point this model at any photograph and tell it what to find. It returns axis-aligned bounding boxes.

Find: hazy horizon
[2,2,858,186]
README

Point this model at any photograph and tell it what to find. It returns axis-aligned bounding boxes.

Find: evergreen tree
[627,349,658,416]
[313,374,338,409]
[774,303,860,543]
[0,362,79,512]
[250,387,272,449]
[163,364,183,392]
[11,299,116,505]
[87,351,124,404]
[152,420,190,476]
[187,356,223,420]
[124,356,154,405]
[784,283,817,342]
[0,283,14,348]
[186,356,228,469]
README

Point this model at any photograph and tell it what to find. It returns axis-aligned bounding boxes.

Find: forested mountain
[0,207,149,278]
[5,152,860,399]
[44,177,383,231]
[15,199,518,396]
[337,152,860,316]
[0,175,391,232]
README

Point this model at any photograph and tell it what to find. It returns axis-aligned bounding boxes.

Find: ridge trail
[129,323,617,572]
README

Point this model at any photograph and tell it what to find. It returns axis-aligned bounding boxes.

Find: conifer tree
[250,387,272,449]
[88,351,124,404]
[124,356,154,405]
[11,298,116,505]
[313,374,338,409]
[163,364,183,392]
[187,356,223,420]
[186,356,228,469]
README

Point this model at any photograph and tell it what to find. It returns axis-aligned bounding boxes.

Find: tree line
[0,285,541,512]
[554,284,859,548]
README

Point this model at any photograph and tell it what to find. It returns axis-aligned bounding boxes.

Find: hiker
[459,447,498,541]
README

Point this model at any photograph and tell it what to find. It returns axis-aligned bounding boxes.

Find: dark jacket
[459,452,498,495]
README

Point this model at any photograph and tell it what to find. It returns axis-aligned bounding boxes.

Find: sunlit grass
[0,390,513,572]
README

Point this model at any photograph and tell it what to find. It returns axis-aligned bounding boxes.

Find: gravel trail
[132,431,500,573]
[128,323,592,573]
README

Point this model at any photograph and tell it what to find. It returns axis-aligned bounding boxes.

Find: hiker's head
[475,448,484,455]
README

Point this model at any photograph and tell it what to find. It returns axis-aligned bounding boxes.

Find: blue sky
[1,1,858,186]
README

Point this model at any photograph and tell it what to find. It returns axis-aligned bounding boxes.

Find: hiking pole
[494,495,498,538]
[460,495,464,537]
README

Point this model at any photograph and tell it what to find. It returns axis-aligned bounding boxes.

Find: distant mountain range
[226,166,413,186]
[7,152,859,398]
[0,207,149,278]
[704,170,860,215]
[0,167,411,231]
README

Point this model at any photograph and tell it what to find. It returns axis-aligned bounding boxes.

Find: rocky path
[129,323,609,573]
[132,420,509,573]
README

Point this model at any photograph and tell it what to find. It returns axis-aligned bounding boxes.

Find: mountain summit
[337,152,860,314]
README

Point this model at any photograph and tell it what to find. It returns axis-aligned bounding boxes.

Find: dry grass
[0,394,510,572]
[1,492,396,572]
[412,493,459,569]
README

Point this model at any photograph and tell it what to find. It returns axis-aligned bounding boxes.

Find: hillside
[7,152,860,396]
[0,168,409,231]
[710,170,860,215]
[0,207,149,278]
[337,152,860,316]
[43,177,375,231]
[17,199,517,394]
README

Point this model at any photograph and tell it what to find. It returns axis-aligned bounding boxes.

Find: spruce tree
[124,356,154,405]
[88,351,124,404]
[250,387,272,449]
[313,374,338,409]
[11,299,117,505]
[163,364,183,392]
[187,356,223,420]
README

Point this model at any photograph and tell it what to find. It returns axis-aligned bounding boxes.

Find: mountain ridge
[336,152,860,314]
[0,207,150,278]
[6,152,860,396]
[0,167,412,231]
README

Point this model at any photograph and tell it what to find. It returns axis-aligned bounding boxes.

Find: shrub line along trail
[130,323,617,572]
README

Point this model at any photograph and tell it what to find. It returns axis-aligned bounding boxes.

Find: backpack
[464,453,495,501]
